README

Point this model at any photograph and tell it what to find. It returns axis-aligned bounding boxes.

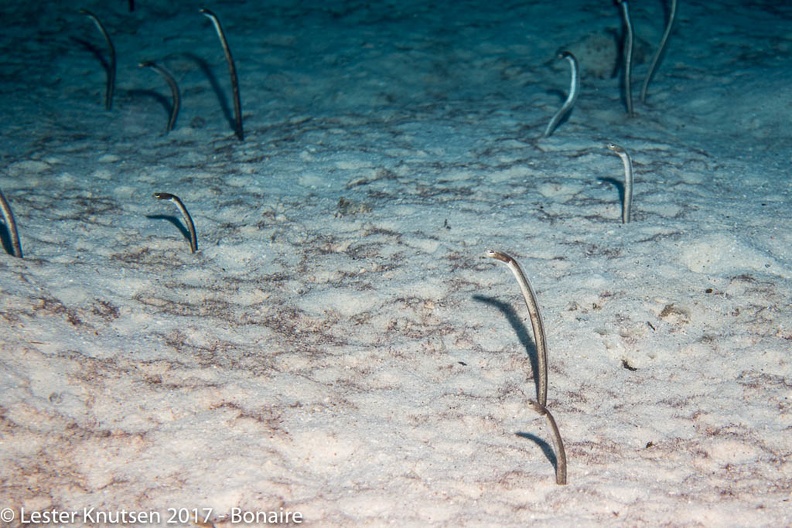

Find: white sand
[1,0,790,526]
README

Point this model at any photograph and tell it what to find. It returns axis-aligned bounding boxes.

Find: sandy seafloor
[0,0,790,526]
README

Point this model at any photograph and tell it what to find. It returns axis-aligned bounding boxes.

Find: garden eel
[153,192,197,253]
[615,0,634,116]
[0,188,22,258]
[607,143,634,224]
[543,51,580,138]
[200,8,244,141]
[139,61,181,133]
[641,0,678,103]
[79,9,116,111]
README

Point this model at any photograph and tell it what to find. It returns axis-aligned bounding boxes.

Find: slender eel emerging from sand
[139,61,181,133]
[487,250,548,408]
[528,401,567,485]
[200,8,244,141]
[0,188,22,258]
[607,143,634,223]
[615,0,634,116]
[153,192,197,253]
[488,250,566,484]
[79,9,116,111]
[543,51,580,138]
[641,0,678,103]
